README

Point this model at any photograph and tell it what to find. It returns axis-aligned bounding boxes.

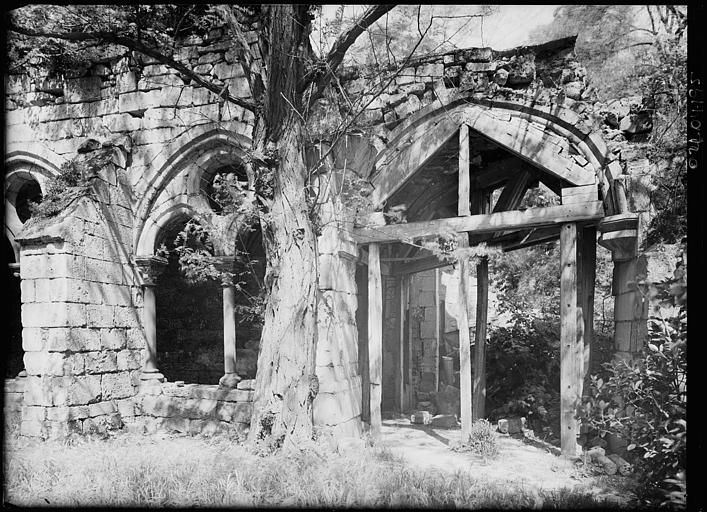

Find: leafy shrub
[454,419,499,461]
[28,158,89,219]
[580,268,686,508]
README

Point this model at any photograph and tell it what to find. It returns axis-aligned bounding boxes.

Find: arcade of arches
[3,30,682,456]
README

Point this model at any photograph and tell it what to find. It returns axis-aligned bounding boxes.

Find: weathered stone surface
[336,436,367,455]
[218,373,242,389]
[619,112,652,134]
[236,379,255,390]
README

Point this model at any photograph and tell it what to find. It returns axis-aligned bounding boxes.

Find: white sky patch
[311,4,561,56]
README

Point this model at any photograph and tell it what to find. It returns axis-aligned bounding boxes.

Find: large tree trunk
[246,5,320,450]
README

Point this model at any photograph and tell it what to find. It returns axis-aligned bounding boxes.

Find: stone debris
[410,411,432,425]
[497,417,526,435]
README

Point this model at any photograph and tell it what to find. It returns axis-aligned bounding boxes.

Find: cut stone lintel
[352,201,604,244]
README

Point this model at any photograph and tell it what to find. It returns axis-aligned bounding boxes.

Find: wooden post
[398,274,408,412]
[580,227,597,385]
[473,257,488,421]
[435,268,441,392]
[472,191,490,422]
[560,222,582,457]
[368,243,383,438]
[458,259,473,440]
[458,123,473,440]
[458,125,471,217]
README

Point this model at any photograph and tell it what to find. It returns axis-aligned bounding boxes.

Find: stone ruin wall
[4,27,681,438]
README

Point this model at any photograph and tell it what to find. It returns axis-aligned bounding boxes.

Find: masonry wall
[17,159,145,439]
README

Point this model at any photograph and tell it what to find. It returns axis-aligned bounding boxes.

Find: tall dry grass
[4,430,620,508]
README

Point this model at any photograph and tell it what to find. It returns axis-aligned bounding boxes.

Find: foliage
[580,270,686,508]
[28,152,107,219]
[453,419,500,461]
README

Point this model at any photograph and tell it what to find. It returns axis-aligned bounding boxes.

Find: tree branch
[303,4,395,102]
[9,23,258,112]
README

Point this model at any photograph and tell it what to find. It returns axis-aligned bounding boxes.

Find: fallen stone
[498,417,526,434]
[77,139,101,153]
[586,445,606,460]
[595,454,618,475]
[430,414,458,428]
[564,81,583,100]
[416,401,437,415]
[410,410,432,425]
[493,68,509,86]
[236,379,255,390]
[619,111,652,134]
[607,454,633,475]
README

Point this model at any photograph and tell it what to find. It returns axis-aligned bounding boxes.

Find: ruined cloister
[4,30,674,457]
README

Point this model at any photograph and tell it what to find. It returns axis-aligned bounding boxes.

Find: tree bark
[246,5,320,451]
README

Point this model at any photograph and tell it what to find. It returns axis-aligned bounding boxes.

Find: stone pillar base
[219,373,242,389]
[140,369,166,382]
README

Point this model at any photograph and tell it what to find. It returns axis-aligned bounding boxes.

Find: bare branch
[8,22,257,112]
[303,4,395,102]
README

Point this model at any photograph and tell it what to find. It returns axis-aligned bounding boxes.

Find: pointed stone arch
[367,90,620,216]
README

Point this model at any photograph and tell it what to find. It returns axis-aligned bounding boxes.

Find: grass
[3,428,630,508]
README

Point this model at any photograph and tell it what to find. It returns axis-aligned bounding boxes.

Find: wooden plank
[493,170,532,213]
[371,116,460,208]
[352,201,605,244]
[560,222,580,457]
[459,124,471,216]
[562,185,598,205]
[368,243,383,439]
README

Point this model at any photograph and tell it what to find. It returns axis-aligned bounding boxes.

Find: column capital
[135,255,168,286]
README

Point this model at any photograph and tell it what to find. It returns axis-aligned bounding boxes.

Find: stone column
[598,214,642,360]
[135,255,168,382]
[216,256,241,388]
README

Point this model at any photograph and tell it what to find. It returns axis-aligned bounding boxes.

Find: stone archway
[353,90,641,456]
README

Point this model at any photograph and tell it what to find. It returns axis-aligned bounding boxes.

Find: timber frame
[355,90,630,458]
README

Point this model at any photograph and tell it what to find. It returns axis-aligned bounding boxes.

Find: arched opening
[155,216,222,384]
[154,215,265,384]
[201,163,250,214]
[5,170,45,379]
[14,180,43,223]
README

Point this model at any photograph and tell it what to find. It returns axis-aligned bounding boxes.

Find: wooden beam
[472,189,490,422]
[562,184,598,205]
[493,170,532,213]
[458,120,473,441]
[368,243,383,439]
[459,124,471,216]
[473,256,488,421]
[437,269,445,391]
[393,255,451,275]
[352,201,605,244]
[560,223,581,458]
[458,257,473,440]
